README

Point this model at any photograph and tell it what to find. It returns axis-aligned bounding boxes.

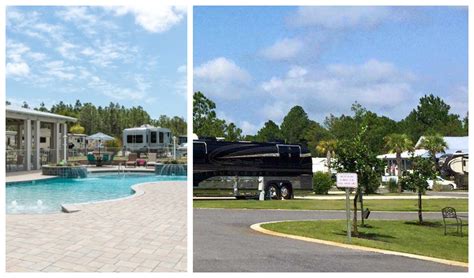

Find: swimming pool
[6,172,186,214]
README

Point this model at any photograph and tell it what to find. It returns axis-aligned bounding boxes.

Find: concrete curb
[250,220,468,268]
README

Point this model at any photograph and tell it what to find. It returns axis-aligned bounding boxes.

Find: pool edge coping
[61,181,150,213]
[60,177,186,213]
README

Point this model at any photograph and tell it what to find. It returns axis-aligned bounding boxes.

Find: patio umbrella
[86,132,114,156]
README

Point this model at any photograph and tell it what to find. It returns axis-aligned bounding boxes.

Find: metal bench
[441,207,468,237]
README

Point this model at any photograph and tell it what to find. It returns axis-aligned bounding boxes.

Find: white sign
[336,173,358,188]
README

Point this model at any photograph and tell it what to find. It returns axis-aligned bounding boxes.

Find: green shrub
[313,172,334,195]
[387,178,398,193]
[105,137,122,148]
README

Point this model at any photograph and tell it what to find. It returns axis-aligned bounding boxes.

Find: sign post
[336,173,358,243]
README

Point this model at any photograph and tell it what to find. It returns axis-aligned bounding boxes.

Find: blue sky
[6,6,187,119]
[194,6,468,135]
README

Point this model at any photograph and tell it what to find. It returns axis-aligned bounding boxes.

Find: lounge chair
[146,153,158,168]
[125,153,138,168]
[102,153,114,166]
[87,153,96,165]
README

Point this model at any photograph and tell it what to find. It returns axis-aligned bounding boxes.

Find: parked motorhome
[193,137,313,199]
[123,124,172,154]
[6,128,62,150]
[178,135,187,145]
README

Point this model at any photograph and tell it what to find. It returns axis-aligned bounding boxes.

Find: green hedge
[313,172,334,195]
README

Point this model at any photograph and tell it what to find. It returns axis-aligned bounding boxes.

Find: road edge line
[250,221,468,268]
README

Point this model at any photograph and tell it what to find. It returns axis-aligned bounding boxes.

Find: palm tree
[316,139,337,174]
[384,133,414,192]
[418,134,447,171]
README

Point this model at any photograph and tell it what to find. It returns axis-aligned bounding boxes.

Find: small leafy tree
[105,137,122,149]
[400,156,436,224]
[333,125,384,234]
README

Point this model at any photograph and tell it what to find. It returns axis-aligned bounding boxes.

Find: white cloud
[260,100,294,124]
[86,73,149,101]
[28,52,47,61]
[81,47,95,56]
[6,41,30,62]
[195,57,250,83]
[31,22,64,42]
[177,65,187,73]
[56,6,118,37]
[6,62,30,77]
[6,8,25,25]
[240,121,259,135]
[445,85,468,117]
[57,6,98,25]
[44,60,76,80]
[89,40,136,67]
[175,65,187,97]
[57,42,78,60]
[260,59,417,121]
[194,57,251,99]
[290,6,392,29]
[108,6,186,33]
[261,38,304,61]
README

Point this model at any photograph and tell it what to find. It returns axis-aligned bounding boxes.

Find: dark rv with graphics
[193,137,313,199]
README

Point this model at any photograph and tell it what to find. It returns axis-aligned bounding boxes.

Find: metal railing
[6,145,188,171]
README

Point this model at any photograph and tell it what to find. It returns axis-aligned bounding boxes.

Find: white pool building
[6,106,77,172]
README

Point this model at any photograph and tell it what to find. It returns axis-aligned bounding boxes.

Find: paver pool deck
[6,179,187,272]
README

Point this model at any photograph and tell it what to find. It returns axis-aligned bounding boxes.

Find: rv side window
[136,135,143,143]
[127,135,133,143]
[151,132,157,143]
[159,132,164,144]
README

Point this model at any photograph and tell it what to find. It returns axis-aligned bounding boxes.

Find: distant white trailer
[123,124,172,154]
[68,133,88,149]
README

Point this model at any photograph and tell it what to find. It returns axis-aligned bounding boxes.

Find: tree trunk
[352,190,359,236]
[432,154,439,172]
[396,152,402,193]
[360,190,365,227]
[326,151,331,174]
[418,191,423,224]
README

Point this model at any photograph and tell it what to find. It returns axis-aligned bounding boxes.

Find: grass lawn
[262,220,468,262]
[193,198,468,212]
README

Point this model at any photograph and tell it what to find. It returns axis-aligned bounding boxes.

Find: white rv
[68,133,88,149]
[123,124,172,154]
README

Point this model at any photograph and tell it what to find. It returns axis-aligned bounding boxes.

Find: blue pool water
[6,172,186,214]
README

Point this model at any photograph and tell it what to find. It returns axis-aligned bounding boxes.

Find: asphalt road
[193,209,467,272]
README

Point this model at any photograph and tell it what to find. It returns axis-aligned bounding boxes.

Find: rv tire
[265,184,280,200]
[280,183,293,200]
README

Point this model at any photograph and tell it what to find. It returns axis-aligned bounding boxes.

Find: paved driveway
[7,181,187,272]
[194,209,467,272]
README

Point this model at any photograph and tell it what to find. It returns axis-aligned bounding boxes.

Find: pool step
[61,204,80,213]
